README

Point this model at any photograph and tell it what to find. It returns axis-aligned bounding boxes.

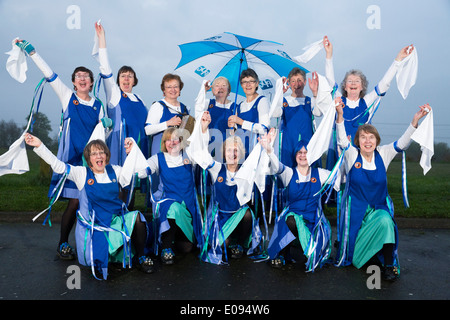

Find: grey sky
[1,0,449,144]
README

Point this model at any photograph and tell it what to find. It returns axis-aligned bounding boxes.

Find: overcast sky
[1,0,449,144]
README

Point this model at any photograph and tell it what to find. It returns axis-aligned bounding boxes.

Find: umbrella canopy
[174,32,308,100]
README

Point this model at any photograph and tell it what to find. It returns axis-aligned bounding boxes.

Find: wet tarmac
[1,217,449,307]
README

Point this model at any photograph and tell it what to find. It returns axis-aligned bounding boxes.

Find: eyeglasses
[120,74,135,79]
[346,80,361,84]
[166,139,180,144]
[241,80,257,85]
[75,74,90,80]
[90,151,105,157]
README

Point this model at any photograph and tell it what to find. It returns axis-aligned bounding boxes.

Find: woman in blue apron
[334,102,431,281]
[145,127,204,265]
[94,24,149,208]
[145,74,190,198]
[194,77,236,157]
[15,40,108,261]
[227,69,270,159]
[25,134,153,280]
[271,67,324,169]
[259,131,335,272]
[201,135,262,265]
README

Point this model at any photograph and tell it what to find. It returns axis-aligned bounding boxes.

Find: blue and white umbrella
[174,32,308,100]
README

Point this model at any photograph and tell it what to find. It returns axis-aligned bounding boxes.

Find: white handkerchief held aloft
[396,47,418,99]
[0,132,29,176]
[293,39,323,64]
[307,73,335,166]
[6,38,28,83]
[119,138,149,188]
[186,112,213,170]
[268,78,284,118]
[88,122,106,143]
[92,19,101,62]
[411,108,434,175]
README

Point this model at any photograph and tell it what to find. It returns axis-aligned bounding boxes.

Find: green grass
[1,150,449,219]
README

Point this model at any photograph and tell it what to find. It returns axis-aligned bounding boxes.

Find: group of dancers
[13,23,431,282]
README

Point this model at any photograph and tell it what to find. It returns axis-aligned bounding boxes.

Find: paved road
[1,217,449,307]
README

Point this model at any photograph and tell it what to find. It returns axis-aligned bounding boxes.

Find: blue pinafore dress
[280,97,314,168]
[50,93,101,199]
[201,165,261,264]
[154,152,203,248]
[234,96,264,158]
[267,167,332,271]
[76,165,143,280]
[108,92,149,166]
[335,150,398,269]
[150,100,189,155]
[208,99,235,144]
[341,96,369,142]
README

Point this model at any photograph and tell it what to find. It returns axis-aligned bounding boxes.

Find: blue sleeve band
[375,85,386,97]
[393,141,403,153]
[45,73,58,83]
[100,73,113,79]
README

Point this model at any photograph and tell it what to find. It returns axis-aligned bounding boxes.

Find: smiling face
[344,75,363,99]
[211,78,230,101]
[163,79,181,101]
[164,132,182,155]
[354,124,381,157]
[240,76,258,96]
[289,74,306,96]
[73,71,93,94]
[295,147,308,167]
[118,71,135,93]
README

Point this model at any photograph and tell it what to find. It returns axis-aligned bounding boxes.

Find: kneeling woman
[201,135,262,264]
[260,129,336,272]
[335,102,430,281]
[144,127,205,265]
[25,134,153,279]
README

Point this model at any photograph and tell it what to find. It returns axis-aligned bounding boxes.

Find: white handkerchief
[92,19,101,62]
[0,132,29,176]
[119,138,149,187]
[268,78,284,118]
[411,109,434,175]
[88,122,106,142]
[186,112,213,170]
[307,73,335,166]
[396,48,418,99]
[293,39,323,64]
[5,38,28,83]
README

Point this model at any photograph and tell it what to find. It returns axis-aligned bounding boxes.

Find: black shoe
[229,245,244,259]
[138,256,154,274]
[383,265,400,281]
[57,242,76,260]
[161,248,175,265]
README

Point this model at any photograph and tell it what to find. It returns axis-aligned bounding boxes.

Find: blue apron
[208,99,235,144]
[50,93,101,199]
[76,165,134,280]
[150,100,189,155]
[341,96,369,142]
[280,97,313,168]
[268,167,321,257]
[234,96,264,158]
[156,152,202,246]
[108,92,149,166]
[336,150,398,267]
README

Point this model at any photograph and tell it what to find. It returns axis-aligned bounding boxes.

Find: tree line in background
[0,112,449,162]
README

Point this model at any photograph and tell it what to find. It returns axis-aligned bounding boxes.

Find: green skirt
[108,210,140,264]
[285,212,311,252]
[352,208,396,269]
[166,201,194,243]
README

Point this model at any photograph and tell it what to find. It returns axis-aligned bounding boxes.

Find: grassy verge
[1,150,448,219]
